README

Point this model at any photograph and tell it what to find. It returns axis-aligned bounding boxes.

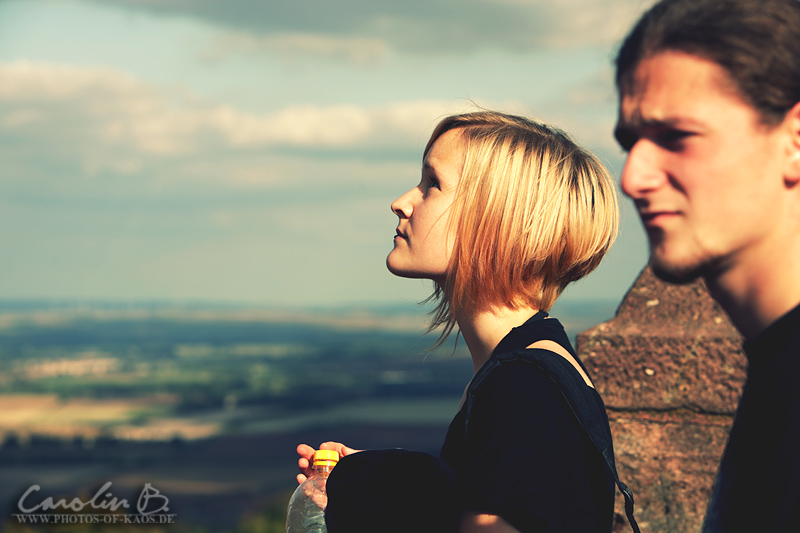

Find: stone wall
[577,266,747,533]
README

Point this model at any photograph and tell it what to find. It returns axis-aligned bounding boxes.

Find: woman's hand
[295,442,361,484]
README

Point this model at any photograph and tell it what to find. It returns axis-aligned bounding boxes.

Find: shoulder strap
[466,317,641,533]
[504,350,641,533]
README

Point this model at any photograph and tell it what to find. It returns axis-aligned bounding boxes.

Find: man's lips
[394,229,408,239]
[639,210,679,226]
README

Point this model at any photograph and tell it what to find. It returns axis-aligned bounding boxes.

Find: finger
[319,441,357,456]
[296,474,307,485]
[297,443,315,458]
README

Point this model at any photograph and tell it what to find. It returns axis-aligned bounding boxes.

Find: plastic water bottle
[286,449,340,533]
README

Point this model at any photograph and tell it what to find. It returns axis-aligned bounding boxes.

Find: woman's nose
[391,189,415,218]
[620,141,668,199]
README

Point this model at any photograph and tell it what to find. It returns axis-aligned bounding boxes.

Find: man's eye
[657,130,693,149]
[428,177,440,189]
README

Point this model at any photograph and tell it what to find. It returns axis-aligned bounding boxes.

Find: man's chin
[650,258,704,285]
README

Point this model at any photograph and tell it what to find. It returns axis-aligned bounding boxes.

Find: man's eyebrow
[619,112,704,130]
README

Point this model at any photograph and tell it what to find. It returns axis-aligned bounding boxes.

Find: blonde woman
[297,111,632,533]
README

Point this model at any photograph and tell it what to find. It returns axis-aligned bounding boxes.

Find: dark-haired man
[614,0,800,530]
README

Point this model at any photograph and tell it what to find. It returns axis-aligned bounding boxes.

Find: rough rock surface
[577,266,747,533]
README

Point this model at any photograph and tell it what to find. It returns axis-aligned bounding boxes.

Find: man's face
[615,51,787,283]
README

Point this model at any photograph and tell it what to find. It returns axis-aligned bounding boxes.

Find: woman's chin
[385,263,416,279]
[386,254,447,283]
[386,260,423,280]
[385,252,411,277]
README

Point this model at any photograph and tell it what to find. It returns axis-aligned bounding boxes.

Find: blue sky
[0,0,653,309]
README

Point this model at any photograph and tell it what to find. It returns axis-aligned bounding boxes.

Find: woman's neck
[456,305,540,374]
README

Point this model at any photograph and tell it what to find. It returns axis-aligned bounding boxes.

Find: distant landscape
[0,299,618,532]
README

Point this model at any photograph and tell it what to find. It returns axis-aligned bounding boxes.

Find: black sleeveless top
[439,312,615,532]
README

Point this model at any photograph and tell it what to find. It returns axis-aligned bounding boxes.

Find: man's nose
[620,141,667,199]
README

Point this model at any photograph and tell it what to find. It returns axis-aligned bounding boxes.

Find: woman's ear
[784,101,800,186]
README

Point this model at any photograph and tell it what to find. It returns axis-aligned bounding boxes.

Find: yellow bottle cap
[312,449,340,467]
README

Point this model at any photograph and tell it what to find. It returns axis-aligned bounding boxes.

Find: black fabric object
[325,449,460,532]
[702,302,800,532]
[325,312,639,532]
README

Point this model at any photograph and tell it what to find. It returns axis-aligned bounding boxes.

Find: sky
[0,0,655,310]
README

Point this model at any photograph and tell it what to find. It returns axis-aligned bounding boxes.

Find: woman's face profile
[386,128,465,283]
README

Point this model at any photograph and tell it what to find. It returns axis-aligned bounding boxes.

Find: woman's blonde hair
[425,111,618,344]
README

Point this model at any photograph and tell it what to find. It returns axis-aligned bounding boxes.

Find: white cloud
[0,61,481,183]
[0,60,140,100]
[0,60,196,166]
[204,32,389,66]
[212,99,475,149]
[211,103,374,147]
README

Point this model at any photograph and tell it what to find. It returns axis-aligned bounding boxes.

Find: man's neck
[456,305,540,374]
[704,237,800,340]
